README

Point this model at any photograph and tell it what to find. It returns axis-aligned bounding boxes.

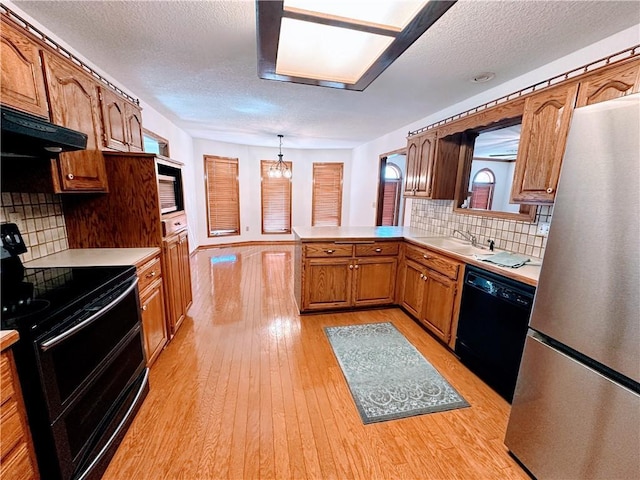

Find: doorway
[376,150,406,226]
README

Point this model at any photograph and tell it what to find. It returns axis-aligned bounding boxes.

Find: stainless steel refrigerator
[505,93,640,479]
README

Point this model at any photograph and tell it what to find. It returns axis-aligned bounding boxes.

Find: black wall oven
[1,265,149,480]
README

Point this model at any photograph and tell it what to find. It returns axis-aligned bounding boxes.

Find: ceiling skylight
[256,0,457,91]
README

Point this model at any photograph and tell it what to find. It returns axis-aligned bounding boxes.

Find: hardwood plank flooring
[104,245,530,479]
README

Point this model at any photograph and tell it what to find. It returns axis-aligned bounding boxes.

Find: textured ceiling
[11,0,640,149]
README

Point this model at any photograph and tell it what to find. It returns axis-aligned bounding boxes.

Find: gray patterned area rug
[325,322,469,424]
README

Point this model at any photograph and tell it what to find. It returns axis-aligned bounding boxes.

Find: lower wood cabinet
[399,244,463,347]
[136,254,167,367]
[300,241,399,312]
[0,348,39,480]
[163,230,193,337]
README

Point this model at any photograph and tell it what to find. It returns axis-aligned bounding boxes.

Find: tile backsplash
[1,192,69,262]
[410,199,553,259]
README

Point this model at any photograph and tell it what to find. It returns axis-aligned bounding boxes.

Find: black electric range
[1,265,136,336]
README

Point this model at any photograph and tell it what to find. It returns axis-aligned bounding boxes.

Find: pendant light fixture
[268,134,292,179]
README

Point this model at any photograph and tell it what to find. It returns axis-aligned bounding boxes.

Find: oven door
[35,276,147,479]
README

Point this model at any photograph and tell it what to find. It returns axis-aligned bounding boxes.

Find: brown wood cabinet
[0,348,39,480]
[576,58,640,107]
[41,50,108,193]
[404,130,460,200]
[300,241,399,312]
[62,152,193,344]
[136,254,168,366]
[99,87,144,152]
[0,17,48,118]
[399,244,463,346]
[163,229,192,337]
[510,82,579,204]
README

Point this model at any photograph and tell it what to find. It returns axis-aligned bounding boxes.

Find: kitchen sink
[415,236,491,257]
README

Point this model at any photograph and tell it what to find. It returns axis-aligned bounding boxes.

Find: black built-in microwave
[157,164,184,214]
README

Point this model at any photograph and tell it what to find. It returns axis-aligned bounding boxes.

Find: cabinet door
[400,259,426,319]
[422,269,457,343]
[42,51,108,192]
[0,18,48,117]
[576,60,640,107]
[302,258,352,311]
[352,257,397,307]
[163,234,184,337]
[99,87,128,151]
[125,102,144,152]
[140,280,168,367]
[178,231,193,312]
[511,83,578,203]
[415,131,437,197]
[404,137,419,195]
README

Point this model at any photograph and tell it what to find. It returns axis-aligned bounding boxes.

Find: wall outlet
[537,221,550,236]
[245,226,249,232]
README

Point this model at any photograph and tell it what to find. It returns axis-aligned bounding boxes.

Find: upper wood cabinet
[404,131,459,200]
[99,87,144,152]
[42,51,108,192]
[576,59,640,107]
[0,17,48,118]
[510,82,579,204]
[405,131,436,196]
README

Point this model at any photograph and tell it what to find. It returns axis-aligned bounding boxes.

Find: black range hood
[1,105,88,157]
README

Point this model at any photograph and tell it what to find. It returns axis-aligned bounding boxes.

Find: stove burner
[1,299,51,325]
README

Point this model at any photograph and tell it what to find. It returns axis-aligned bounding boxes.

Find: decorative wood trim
[409,45,640,137]
[0,4,140,105]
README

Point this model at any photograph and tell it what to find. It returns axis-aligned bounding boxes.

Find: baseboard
[196,240,297,252]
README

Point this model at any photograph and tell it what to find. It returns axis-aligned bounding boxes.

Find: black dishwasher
[455,265,535,402]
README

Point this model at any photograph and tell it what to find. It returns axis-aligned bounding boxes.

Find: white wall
[192,138,352,247]
[348,25,640,226]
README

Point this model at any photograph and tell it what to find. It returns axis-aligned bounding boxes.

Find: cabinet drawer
[355,242,399,257]
[304,243,353,258]
[137,255,162,293]
[405,245,460,280]
[0,399,23,459]
[0,442,36,480]
[162,212,187,237]
[0,354,14,405]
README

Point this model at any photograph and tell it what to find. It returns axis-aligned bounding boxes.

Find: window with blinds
[260,160,292,234]
[204,155,240,237]
[312,162,343,227]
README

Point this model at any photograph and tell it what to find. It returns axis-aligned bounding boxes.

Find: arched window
[384,163,401,180]
[471,168,495,210]
[381,163,402,226]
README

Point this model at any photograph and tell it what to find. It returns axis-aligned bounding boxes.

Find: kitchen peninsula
[294,226,541,349]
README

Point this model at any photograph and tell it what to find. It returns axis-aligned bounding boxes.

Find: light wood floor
[104,245,530,480]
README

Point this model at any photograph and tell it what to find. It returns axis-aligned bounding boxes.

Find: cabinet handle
[141,305,148,311]
[325,249,335,254]
[175,222,182,226]
[354,265,359,270]
[145,271,156,278]
[419,274,424,279]
[424,275,428,282]
[349,264,354,270]
[546,187,554,194]
[374,248,382,253]
[423,254,430,260]
[67,173,74,180]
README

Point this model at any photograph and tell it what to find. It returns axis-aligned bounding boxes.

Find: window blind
[381,179,401,226]
[260,160,292,234]
[312,162,343,227]
[204,155,240,236]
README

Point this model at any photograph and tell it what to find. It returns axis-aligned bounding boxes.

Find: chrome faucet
[452,229,478,247]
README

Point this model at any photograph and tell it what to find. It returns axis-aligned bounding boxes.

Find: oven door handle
[76,368,149,480]
[40,277,139,352]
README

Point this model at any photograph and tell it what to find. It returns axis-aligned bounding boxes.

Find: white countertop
[25,248,160,268]
[292,226,542,286]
